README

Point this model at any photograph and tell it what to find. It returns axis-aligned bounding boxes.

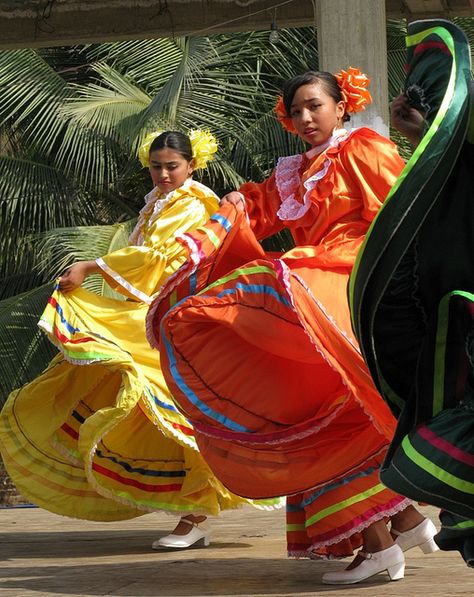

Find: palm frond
[87,38,184,91]
[0,49,67,126]
[0,284,57,406]
[63,62,151,141]
[35,221,136,298]
[0,155,97,283]
[231,111,304,180]
[0,155,82,228]
[0,49,73,159]
[55,123,122,192]
[196,157,245,193]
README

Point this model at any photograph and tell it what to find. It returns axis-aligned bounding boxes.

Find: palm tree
[0,19,472,405]
[0,27,317,403]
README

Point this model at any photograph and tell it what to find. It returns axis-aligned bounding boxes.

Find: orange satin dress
[148,128,411,558]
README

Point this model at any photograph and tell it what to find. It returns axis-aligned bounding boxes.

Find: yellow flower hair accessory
[188,129,218,170]
[334,67,372,114]
[138,131,163,168]
[137,129,218,169]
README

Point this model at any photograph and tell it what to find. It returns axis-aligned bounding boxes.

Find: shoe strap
[180,518,196,528]
[358,551,373,560]
[180,517,206,528]
[391,518,427,537]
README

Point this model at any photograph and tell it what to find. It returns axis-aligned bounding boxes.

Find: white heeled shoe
[322,544,405,585]
[152,518,211,550]
[392,518,439,553]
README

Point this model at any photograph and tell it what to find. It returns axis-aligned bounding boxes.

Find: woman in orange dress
[147,70,438,584]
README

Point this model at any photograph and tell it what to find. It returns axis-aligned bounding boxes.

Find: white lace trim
[304,128,349,160]
[96,257,152,304]
[38,319,104,366]
[288,497,412,560]
[276,128,350,222]
[145,232,201,350]
[274,259,342,370]
[139,386,199,451]
[289,269,389,432]
[128,178,195,246]
[306,497,412,555]
[275,154,304,221]
[291,272,360,352]
[194,397,348,446]
[128,187,159,246]
[272,259,377,444]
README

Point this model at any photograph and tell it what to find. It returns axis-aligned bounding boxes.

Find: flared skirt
[147,207,409,555]
[0,285,281,520]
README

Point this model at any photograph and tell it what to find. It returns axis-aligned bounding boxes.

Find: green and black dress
[349,19,474,566]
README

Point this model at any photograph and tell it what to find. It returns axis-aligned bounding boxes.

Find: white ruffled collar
[128,178,194,245]
[275,129,350,222]
[305,128,349,159]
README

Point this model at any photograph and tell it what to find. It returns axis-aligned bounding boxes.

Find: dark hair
[283,71,350,122]
[149,131,193,161]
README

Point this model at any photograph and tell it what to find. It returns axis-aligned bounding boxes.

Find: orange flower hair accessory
[274,96,298,135]
[334,67,372,114]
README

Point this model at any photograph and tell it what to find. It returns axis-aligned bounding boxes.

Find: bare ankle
[362,520,395,553]
[391,505,425,533]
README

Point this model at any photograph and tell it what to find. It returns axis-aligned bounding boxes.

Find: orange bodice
[240,127,405,268]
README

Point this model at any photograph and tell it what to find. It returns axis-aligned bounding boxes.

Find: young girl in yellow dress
[0,129,281,549]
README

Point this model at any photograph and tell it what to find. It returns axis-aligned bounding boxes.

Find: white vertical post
[316,0,390,136]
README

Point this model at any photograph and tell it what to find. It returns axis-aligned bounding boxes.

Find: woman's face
[149,147,194,194]
[289,82,345,147]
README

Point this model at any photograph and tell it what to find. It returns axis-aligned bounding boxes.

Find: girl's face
[149,147,194,194]
[289,82,345,147]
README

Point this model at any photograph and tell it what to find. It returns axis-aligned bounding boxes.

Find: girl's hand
[390,94,425,148]
[58,261,98,292]
[219,191,245,211]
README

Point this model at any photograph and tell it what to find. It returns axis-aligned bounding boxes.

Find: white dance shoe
[392,518,439,553]
[152,518,211,550]
[322,544,405,585]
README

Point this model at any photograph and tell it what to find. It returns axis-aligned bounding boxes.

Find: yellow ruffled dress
[0,178,281,520]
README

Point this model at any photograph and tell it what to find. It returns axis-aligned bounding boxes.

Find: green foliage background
[0,19,472,404]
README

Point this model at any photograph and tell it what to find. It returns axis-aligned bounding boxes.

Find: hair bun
[334,67,372,114]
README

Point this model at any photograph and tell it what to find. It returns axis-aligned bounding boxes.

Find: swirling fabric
[147,129,411,557]
[0,178,282,520]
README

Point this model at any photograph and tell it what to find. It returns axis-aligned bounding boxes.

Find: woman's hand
[390,94,425,148]
[219,191,246,211]
[58,261,99,293]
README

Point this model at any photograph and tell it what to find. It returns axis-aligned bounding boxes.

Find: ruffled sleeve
[283,129,406,269]
[97,184,219,303]
[340,128,405,222]
[239,172,286,240]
